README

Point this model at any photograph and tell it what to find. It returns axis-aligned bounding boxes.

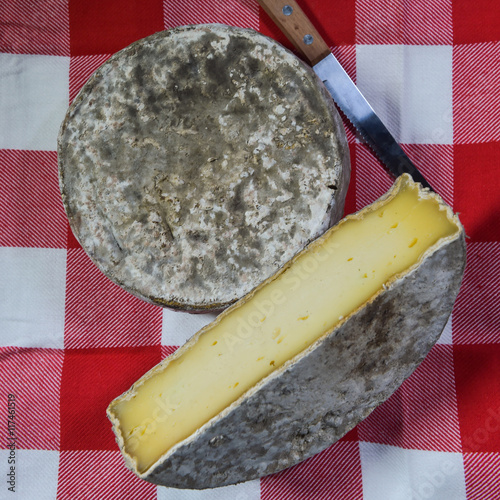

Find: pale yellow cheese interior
[110,177,460,473]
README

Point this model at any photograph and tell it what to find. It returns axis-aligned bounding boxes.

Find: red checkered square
[64,249,163,348]
[261,440,362,500]
[68,0,163,56]
[59,346,161,451]
[463,452,500,500]
[66,225,82,249]
[165,0,258,29]
[305,0,356,47]
[453,242,500,344]
[57,450,156,499]
[0,347,63,450]
[355,143,454,210]
[358,345,462,452]
[0,150,68,249]
[355,0,452,45]
[69,54,112,103]
[454,344,500,453]
[454,143,500,242]
[453,42,500,144]
[401,144,454,205]
[341,428,359,442]
[453,0,500,44]
[0,0,70,56]
[331,43,356,85]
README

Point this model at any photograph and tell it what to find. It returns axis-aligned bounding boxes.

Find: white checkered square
[158,479,260,500]
[436,315,453,345]
[356,45,453,145]
[162,308,218,346]
[0,247,66,348]
[0,449,59,499]
[0,53,69,151]
[359,442,467,500]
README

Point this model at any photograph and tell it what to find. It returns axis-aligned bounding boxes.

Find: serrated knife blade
[258,0,433,191]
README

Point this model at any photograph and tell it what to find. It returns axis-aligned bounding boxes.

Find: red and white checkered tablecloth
[1,0,499,498]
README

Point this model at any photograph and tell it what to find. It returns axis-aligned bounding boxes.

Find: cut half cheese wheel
[58,24,350,311]
[107,174,466,488]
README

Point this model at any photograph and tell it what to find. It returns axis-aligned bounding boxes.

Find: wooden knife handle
[257,0,331,65]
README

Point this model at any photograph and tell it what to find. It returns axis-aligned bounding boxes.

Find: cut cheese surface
[110,176,460,473]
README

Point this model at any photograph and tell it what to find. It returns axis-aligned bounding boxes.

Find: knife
[257,0,433,191]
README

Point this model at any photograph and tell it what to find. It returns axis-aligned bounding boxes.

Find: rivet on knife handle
[258,0,433,191]
[257,0,331,65]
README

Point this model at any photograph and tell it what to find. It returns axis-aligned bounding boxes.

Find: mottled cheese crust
[58,24,350,310]
[108,175,466,486]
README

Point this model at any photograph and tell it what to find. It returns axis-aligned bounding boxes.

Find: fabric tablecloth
[1,0,499,498]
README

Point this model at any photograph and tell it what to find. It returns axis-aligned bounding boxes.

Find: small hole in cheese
[409,238,418,248]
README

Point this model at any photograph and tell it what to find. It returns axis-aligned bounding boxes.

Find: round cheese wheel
[58,24,350,311]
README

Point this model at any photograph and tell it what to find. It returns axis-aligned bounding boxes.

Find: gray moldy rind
[144,238,465,489]
[58,24,350,312]
[108,175,466,489]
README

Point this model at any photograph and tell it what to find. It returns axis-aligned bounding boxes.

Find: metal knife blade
[258,0,433,191]
[314,54,432,189]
